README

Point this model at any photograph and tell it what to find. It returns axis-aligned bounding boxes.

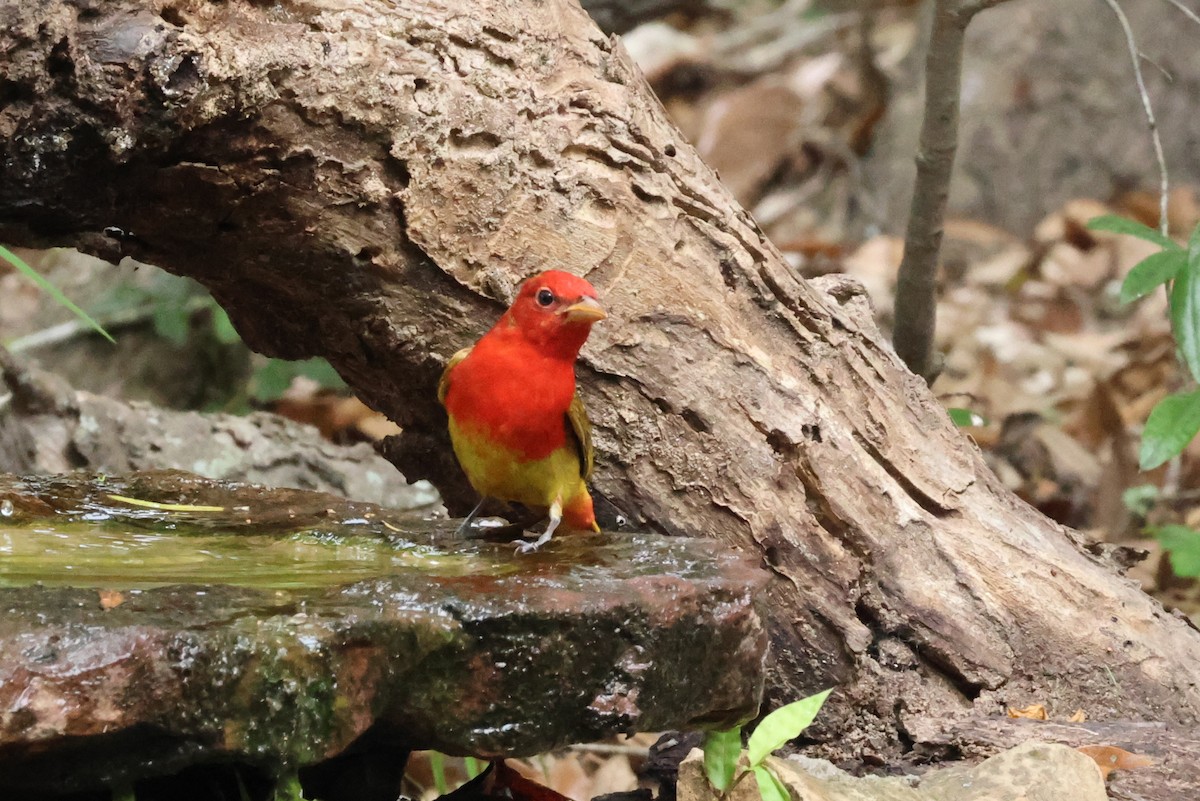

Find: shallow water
[0,469,717,593]
[0,522,492,590]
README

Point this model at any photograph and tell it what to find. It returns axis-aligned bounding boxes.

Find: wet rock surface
[0,470,768,796]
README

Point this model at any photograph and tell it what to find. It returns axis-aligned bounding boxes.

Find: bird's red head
[507,270,606,358]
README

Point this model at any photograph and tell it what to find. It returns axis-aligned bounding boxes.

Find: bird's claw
[512,529,554,554]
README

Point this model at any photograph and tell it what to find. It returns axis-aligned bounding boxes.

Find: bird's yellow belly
[448,418,585,509]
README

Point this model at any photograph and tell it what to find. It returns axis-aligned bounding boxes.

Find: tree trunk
[2,0,1197,758]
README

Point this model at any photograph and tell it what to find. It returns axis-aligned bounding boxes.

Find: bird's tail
[563,489,600,532]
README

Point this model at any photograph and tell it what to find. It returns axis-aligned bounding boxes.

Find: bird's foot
[511,500,561,554]
[512,530,554,554]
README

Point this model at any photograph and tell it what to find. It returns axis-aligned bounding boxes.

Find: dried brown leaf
[1076,745,1153,779]
[98,590,125,610]
[1007,703,1049,720]
[697,81,807,205]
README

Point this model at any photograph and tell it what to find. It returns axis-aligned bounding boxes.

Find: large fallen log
[2,0,1198,758]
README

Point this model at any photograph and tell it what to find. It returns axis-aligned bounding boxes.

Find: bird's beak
[563,296,607,323]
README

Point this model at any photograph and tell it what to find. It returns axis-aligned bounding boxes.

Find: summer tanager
[438,270,606,552]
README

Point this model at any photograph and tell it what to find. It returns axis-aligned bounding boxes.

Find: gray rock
[678,741,1106,801]
[0,348,436,509]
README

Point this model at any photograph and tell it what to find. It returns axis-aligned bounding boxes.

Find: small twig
[712,8,855,76]
[5,318,100,352]
[1162,0,1200,26]
[959,0,1013,13]
[1102,0,1170,237]
[1137,49,1173,82]
[566,742,651,757]
[1164,455,1183,499]
[4,297,211,353]
[1147,486,1200,503]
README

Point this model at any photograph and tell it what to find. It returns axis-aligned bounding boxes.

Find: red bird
[438,270,606,552]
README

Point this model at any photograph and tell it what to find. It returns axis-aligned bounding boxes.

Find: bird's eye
[536,288,555,307]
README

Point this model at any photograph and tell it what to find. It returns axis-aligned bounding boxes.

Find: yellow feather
[447,416,589,510]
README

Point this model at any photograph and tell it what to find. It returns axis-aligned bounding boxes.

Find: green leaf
[210,304,242,345]
[752,766,791,801]
[272,774,305,801]
[1139,389,1200,470]
[429,751,449,796]
[152,303,192,345]
[0,245,115,343]
[947,407,987,427]
[296,357,346,389]
[1191,221,1200,270]
[1121,484,1159,517]
[1170,256,1200,384]
[1086,214,1180,250]
[1120,250,1187,304]
[251,357,346,403]
[702,728,742,792]
[1156,525,1200,578]
[747,689,832,767]
[251,360,298,402]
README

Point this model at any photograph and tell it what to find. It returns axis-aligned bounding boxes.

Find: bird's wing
[565,393,595,481]
[437,347,472,406]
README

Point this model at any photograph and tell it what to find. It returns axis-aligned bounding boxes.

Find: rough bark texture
[2,0,1200,759]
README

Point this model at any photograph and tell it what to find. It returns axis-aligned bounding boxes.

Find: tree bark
[891,1,965,382]
[2,0,1198,758]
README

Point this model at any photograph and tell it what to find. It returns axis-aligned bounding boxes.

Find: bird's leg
[455,497,488,536]
[514,500,561,553]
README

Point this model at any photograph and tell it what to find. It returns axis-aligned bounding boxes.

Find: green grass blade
[1,245,115,343]
[429,751,449,795]
[106,493,225,513]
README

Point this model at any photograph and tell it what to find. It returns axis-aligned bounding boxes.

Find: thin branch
[1137,49,1174,82]
[1162,0,1200,26]
[1102,0,1170,237]
[958,0,1012,15]
[891,3,967,381]
[891,0,1017,382]
[565,742,651,757]
[3,298,210,353]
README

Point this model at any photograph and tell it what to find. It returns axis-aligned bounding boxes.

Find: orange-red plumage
[438,270,605,550]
